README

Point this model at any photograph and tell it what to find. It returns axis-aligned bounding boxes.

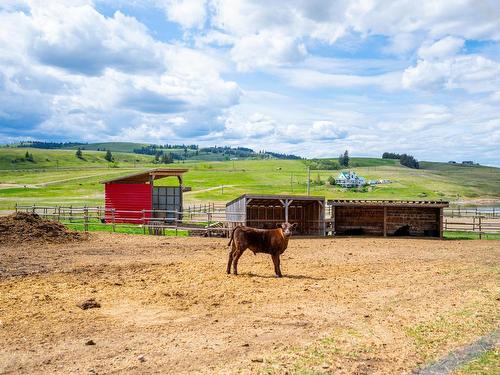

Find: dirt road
[0,234,498,374]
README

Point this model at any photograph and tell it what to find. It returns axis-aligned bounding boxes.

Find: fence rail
[14,204,500,239]
[443,216,500,239]
[444,207,499,218]
[15,204,231,237]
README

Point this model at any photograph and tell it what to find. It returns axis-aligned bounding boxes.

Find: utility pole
[307,167,311,196]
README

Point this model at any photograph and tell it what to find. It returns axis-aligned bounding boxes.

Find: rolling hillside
[0,147,499,211]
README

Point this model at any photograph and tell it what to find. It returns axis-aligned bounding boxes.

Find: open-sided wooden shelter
[102,168,188,223]
[327,199,449,238]
[226,194,326,236]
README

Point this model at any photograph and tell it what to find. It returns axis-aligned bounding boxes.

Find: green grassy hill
[0,147,498,210]
[0,147,156,170]
[67,142,149,153]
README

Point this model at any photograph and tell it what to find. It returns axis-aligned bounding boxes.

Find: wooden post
[478,216,482,239]
[142,209,146,234]
[439,207,443,239]
[84,206,89,232]
[383,206,387,237]
[307,167,311,196]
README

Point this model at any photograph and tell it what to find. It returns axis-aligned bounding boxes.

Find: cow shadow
[240,272,326,281]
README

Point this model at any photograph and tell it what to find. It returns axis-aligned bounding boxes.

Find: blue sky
[0,1,499,165]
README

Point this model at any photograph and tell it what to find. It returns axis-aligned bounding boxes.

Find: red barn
[102,168,188,224]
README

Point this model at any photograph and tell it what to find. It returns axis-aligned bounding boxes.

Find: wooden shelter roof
[327,199,449,208]
[101,168,188,184]
[226,194,325,207]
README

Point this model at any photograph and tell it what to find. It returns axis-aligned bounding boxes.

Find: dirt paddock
[0,234,498,374]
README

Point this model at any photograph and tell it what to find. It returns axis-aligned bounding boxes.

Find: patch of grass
[453,348,500,375]
[257,328,378,375]
[406,305,499,364]
[64,222,188,236]
[444,231,500,240]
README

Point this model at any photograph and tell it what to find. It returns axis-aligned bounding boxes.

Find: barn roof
[327,199,449,208]
[101,168,188,184]
[226,194,325,207]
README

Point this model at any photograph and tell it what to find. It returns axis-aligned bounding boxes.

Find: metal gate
[152,186,182,222]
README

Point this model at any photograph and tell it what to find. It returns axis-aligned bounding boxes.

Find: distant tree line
[17,141,86,149]
[133,144,198,155]
[11,140,302,161]
[382,152,401,159]
[382,152,419,169]
[399,154,419,169]
[264,151,302,160]
[200,146,256,158]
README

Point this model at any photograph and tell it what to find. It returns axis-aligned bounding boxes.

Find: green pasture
[0,148,499,211]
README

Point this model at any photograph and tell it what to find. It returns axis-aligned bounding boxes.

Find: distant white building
[335,171,366,188]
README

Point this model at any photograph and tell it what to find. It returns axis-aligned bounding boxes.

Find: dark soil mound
[0,212,86,244]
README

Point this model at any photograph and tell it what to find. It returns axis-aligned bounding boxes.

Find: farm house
[102,168,188,223]
[226,194,326,236]
[327,199,449,238]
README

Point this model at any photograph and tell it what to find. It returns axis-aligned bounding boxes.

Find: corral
[226,194,326,236]
[328,199,449,238]
[0,233,498,374]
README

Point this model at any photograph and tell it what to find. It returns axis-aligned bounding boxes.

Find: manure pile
[0,212,85,244]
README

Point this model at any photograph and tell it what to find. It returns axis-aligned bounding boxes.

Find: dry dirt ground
[0,234,498,375]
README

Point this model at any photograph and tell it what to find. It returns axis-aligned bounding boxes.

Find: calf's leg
[226,243,236,274]
[271,253,282,278]
[232,248,245,275]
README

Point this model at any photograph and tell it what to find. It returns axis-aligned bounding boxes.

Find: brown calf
[226,222,297,277]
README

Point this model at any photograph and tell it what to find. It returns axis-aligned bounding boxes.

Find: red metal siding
[105,183,152,224]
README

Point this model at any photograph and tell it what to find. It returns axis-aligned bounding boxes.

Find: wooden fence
[443,216,500,239]
[14,204,500,239]
[15,204,230,237]
[444,207,499,218]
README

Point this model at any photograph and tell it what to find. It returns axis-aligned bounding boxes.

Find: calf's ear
[292,223,298,229]
[276,223,282,228]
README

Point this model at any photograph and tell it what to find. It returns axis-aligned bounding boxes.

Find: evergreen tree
[154,151,162,163]
[338,150,349,167]
[343,150,349,166]
[399,154,419,169]
[76,148,83,159]
[105,150,114,162]
[24,151,34,162]
[160,152,174,164]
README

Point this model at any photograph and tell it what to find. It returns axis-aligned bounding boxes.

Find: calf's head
[280,222,298,237]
